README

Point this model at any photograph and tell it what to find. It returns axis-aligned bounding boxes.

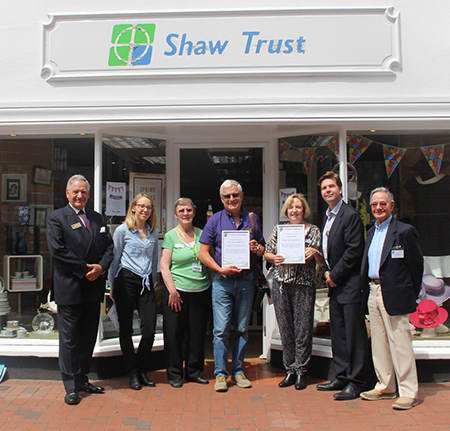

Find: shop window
[350,132,450,340]
[278,132,450,340]
[0,137,94,340]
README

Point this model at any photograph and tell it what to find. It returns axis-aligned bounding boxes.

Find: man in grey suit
[316,171,369,400]
[47,175,114,405]
[360,187,423,410]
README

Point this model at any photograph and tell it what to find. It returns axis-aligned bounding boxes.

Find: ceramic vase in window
[17,205,31,225]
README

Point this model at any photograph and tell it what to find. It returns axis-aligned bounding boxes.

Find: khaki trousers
[368,282,418,398]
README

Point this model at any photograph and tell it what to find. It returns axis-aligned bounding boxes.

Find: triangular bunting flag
[421,145,445,176]
[298,147,316,174]
[325,134,339,158]
[382,144,407,179]
[348,133,372,164]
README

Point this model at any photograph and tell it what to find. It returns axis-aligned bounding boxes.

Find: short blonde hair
[125,193,157,233]
[281,193,311,219]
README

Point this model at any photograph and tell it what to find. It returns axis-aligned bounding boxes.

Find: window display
[278,132,450,342]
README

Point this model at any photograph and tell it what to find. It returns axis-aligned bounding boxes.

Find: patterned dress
[266,224,321,375]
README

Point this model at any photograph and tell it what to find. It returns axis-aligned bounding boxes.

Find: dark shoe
[139,371,156,387]
[77,381,105,394]
[295,374,307,391]
[169,380,183,388]
[64,389,81,405]
[130,371,142,391]
[317,378,347,391]
[334,384,361,400]
[187,375,209,385]
[278,373,296,388]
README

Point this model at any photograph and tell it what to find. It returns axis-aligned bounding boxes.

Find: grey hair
[370,187,394,203]
[66,174,90,191]
[174,197,196,212]
[220,179,243,195]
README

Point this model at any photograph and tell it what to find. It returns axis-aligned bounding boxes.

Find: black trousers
[163,286,211,381]
[57,301,100,391]
[114,268,157,372]
[329,295,369,388]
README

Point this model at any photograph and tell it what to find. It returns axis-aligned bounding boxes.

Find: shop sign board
[42,8,401,81]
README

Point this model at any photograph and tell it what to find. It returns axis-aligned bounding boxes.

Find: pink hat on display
[410,299,448,328]
[417,274,450,305]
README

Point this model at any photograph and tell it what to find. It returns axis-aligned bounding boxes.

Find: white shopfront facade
[1,1,449,364]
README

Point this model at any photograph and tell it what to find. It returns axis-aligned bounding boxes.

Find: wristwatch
[256,245,262,256]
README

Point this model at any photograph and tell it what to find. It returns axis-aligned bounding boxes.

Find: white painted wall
[1,0,450,118]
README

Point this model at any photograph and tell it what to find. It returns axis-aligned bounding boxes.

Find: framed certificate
[221,230,250,269]
[277,224,306,264]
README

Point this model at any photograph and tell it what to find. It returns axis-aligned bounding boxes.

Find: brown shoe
[392,397,419,410]
[361,389,397,401]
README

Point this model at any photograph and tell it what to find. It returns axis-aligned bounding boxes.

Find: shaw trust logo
[108,24,156,66]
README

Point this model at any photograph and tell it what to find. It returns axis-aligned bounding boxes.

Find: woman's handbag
[249,212,271,311]
[252,262,270,311]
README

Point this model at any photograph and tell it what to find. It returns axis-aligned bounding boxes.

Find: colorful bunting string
[382,145,407,179]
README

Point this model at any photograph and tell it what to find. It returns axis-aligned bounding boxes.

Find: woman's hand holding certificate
[277,225,306,264]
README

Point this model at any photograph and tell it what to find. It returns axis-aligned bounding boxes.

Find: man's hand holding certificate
[221,230,250,269]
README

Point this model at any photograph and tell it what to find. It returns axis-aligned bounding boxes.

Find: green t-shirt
[161,228,211,292]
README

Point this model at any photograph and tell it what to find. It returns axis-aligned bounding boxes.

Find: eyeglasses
[222,193,241,200]
[135,204,153,211]
[370,202,389,208]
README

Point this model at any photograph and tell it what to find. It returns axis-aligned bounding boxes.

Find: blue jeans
[212,272,255,377]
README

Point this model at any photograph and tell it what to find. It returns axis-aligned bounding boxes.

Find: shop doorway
[179,147,263,228]
[180,147,264,358]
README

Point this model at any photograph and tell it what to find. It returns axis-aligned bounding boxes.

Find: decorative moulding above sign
[42,8,401,82]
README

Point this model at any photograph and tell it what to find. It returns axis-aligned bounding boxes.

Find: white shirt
[322,199,343,267]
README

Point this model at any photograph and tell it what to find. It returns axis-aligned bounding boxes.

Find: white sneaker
[232,373,252,388]
[214,375,228,392]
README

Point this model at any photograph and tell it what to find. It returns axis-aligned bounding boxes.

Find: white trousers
[368,282,418,399]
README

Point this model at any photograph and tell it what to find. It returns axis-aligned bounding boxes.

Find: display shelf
[6,225,41,255]
[3,255,43,292]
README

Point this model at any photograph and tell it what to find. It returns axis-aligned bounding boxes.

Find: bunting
[298,147,316,175]
[421,145,445,176]
[278,140,302,162]
[382,145,407,179]
[325,134,339,158]
[348,133,372,164]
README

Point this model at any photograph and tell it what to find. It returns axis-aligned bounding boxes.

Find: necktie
[78,210,91,234]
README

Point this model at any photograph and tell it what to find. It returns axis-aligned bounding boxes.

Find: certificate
[277,225,305,264]
[221,230,250,269]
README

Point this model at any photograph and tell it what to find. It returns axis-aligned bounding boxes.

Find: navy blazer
[323,201,365,304]
[46,205,114,306]
[361,218,424,316]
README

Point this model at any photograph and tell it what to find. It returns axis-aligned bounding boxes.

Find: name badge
[71,222,82,229]
[391,248,404,259]
[100,226,106,233]
[192,263,202,273]
[174,243,184,249]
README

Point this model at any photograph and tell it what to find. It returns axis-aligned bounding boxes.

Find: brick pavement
[0,359,449,431]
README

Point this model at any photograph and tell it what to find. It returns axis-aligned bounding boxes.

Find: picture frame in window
[30,204,54,231]
[33,167,53,185]
[1,174,27,202]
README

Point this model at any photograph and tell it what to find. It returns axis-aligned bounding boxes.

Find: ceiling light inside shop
[103,136,158,149]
